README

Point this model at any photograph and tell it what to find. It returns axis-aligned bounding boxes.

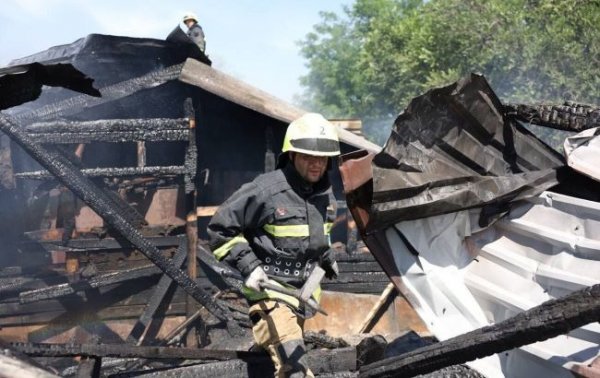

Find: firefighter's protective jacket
[186,23,206,52]
[208,162,337,311]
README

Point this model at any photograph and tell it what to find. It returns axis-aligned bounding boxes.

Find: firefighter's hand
[323,261,339,280]
[245,266,269,291]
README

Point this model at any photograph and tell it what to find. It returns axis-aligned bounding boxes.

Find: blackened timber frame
[0,112,243,336]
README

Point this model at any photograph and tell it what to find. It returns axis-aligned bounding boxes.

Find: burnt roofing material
[366,73,565,232]
[0,63,100,111]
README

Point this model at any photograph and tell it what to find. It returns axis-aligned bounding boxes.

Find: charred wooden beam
[110,347,357,378]
[321,282,390,294]
[0,276,38,295]
[183,98,199,348]
[0,114,242,336]
[117,359,258,378]
[304,330,349,350]
[359,283,600,378]
[16,64,183,122]
[101,188,147,228]
[0,352,60,377]
[25,118,189,134]
[0,340,59,377]
[15,165,187,180]
[115,307,211,374]
[196,244,243,291]
[505,102,600,132]
[25,117,190,144]
[10,342,258,361]
[19,264,161,304]
[22,233,182,251]
[26,130,189,144]
[127,242,187,345]
[108,177,179,192]
[0,302,189,328]
[0,266,23,277]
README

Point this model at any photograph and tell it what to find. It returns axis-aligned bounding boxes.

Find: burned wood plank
[179,58,303,124]
[16,166,187,180]
[25,118,189,134]
[333,252,379,263]
[0,277,222,321]
[126,242,187,345]
[356,335,387,369]
[178,59,380,153]
[321,282,390,294]
[309,346,357,375]
[196,245,243,291]
[304,330,349,350]
[183,97,199,348]
[337,262,384,273]
[21,233,182,251]
[359,283,600,378]
[0,340,59,377]
[0,302,187,328]
[329,272,389,284]
[0,276,39,295]
[0,114,242,336]
[0,266,23,277]
[19,264,161,304]
[27,130,189,144]
[111,347,356,378]
[10,342,258,360]
[116,359,256,378]
[0,353,59,378]
[101,188,147,228]
[505,102,600,132]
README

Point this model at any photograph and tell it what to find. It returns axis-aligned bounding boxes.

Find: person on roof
[183,13,206,53]
[208,113,341,377]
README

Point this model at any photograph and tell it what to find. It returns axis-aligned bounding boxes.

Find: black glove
[320,249,339,280]
[323,260,339,280]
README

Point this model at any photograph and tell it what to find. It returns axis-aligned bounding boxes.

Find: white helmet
[183,13,198,23]
[282,113,340,156]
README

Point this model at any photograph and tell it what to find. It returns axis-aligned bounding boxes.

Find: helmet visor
[290,138,340,154]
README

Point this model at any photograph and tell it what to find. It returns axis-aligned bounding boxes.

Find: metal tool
[216,265,328,316]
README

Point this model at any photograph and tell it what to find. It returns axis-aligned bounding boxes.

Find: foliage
[298,0,600,146]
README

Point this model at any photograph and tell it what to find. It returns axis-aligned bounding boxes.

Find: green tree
[298,0,600,145]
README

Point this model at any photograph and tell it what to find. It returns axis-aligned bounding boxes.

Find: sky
[0,0,353,104]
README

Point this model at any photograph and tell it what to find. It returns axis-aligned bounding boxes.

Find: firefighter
[182,13,206,53]
[208,113,340,377]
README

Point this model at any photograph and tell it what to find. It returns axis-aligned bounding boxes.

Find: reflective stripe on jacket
[208,163,336,311]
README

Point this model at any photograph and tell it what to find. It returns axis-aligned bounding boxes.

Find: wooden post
[356,282,396,334]
[184,98,199,348]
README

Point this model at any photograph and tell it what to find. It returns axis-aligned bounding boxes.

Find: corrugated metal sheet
[340,74,600,377]
[564,127,600,182]
[386,191,600,377]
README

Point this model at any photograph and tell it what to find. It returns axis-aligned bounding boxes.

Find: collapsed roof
[339,74,600,377]
[2,33,379,154]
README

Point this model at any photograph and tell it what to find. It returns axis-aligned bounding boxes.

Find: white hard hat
[183,13,198,23]
[282,113,340,156]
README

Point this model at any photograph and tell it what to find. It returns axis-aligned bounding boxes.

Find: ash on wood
[359,284,600,377]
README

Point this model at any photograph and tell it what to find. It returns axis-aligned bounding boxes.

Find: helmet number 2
[319,126,325,135]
